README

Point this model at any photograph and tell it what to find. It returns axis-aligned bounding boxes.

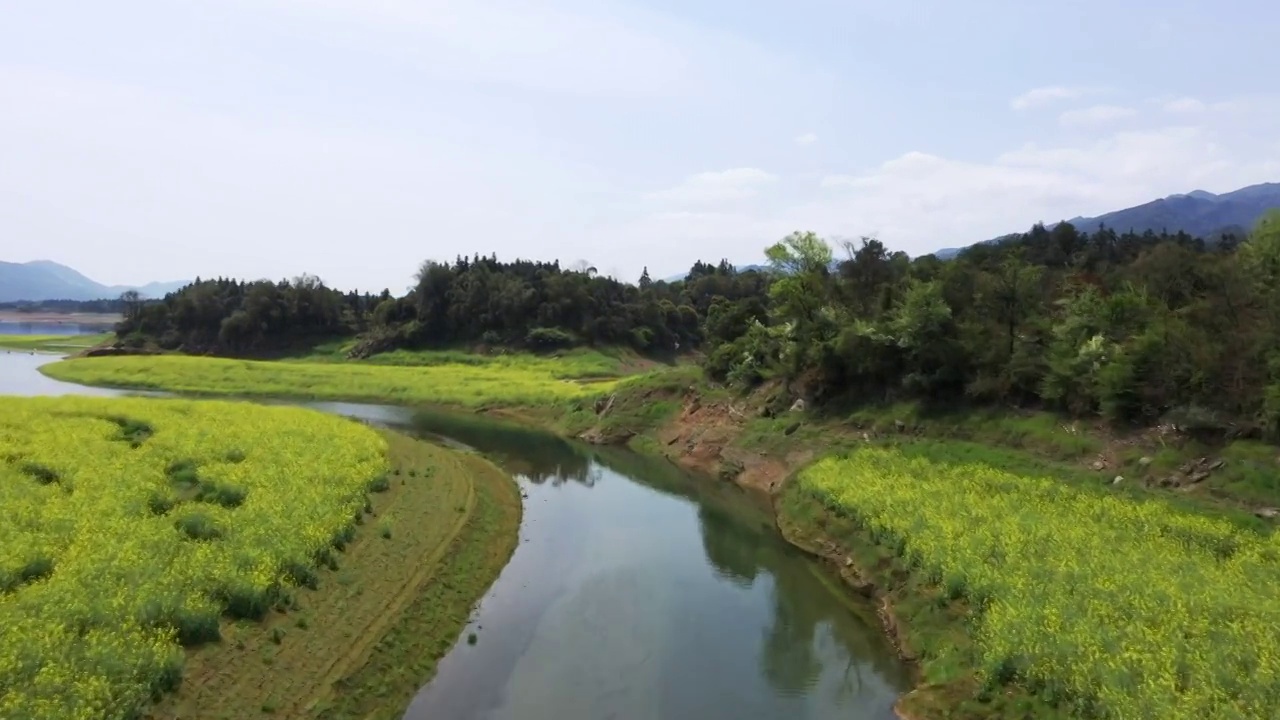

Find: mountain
[934,182,1280,259]
[0,260,189,302]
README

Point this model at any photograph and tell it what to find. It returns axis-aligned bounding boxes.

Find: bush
[524,326,576,350]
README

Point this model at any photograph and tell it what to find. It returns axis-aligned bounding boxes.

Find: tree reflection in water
[407,408,901,705]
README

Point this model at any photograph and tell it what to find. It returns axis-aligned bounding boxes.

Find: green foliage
[700,217,1278,434]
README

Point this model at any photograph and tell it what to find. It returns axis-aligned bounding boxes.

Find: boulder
[789,398,806,413]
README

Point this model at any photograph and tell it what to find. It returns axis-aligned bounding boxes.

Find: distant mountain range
[0,260,189,302]
[933,181,1280,259]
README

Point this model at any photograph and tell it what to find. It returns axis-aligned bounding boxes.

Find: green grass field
[292,341,648,379]
[41,354,616,407]
[0,332,112,351]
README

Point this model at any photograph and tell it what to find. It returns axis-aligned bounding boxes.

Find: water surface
[0,320,112,335]
[402,410,909,720]
[0,355,909,720]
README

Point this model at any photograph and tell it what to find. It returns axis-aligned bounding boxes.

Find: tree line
[707,213,1280,438]
[118,211,1280,435]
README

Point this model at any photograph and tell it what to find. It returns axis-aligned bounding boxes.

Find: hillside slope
[934,182,1280,259]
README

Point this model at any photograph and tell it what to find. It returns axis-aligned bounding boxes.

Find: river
[0,320,113,335]
[0,354,909,720]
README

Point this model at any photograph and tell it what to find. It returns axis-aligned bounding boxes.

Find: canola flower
[41,354,612,407]
[0,396,388,720]
[799,447,1280,720]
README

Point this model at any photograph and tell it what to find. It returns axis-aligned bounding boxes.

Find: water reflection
[0,321,112,335]
[405,411,908,720]
[411,410,601,486]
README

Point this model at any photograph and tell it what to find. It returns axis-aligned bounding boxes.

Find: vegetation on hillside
[707,211,1280,439]
[0,397,388,720]
[114,258,738,356]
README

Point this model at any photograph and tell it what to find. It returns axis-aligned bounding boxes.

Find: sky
[2,0,1278,292]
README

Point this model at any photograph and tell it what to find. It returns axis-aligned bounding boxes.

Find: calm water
[0,320,111,335]
[0,355,909,720]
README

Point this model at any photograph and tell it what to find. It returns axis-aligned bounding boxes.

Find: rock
[1090,460,1106,471]
[1255,508,1280,520]
[844,557,854,568]
[862,432,871,442]
[789,398,806,413]
[1209,459,1225,471]
[1137,456,1153,467]
[894,420,907,432]
[1112,476,1124,485]
[784,422,801,436]
[1188,471,1211,484]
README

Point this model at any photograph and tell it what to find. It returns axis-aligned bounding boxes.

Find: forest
[117,211,1280,437]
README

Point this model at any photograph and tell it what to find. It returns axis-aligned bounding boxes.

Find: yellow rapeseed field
[799,447,1280,720]
[41,354,614,407]
[0,396,388,720]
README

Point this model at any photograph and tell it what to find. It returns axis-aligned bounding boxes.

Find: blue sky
[3,0,1277,291]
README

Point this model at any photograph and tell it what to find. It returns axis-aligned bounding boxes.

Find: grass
[556,364,701,438]
[841,401,1103,461]
[41,354,616,407]
[290,341,651,380]
[151,430,521,720]
[313,436,522,720]
[0,332,112,351]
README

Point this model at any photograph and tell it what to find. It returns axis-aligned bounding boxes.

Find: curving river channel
[0,351,909,720]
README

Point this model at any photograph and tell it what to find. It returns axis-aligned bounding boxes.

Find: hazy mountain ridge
[934,182,1280,259]
[0,260,189,302]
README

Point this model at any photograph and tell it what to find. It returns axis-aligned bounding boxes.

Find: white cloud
[800,119,1280,254]
[646,168,778,208]
[794,132,818,145]
[1010,85,1103,111]
[1058,104,1138,127]
[622,98,1280,274]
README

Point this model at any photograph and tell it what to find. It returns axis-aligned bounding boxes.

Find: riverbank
[0,332,113,351]
[147,429,521,720]
[34,351,1280,719]
[0,388,521,720]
